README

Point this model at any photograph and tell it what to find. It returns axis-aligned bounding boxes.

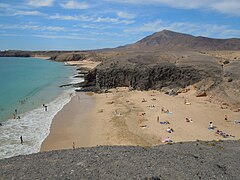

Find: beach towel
[160,122,169,124]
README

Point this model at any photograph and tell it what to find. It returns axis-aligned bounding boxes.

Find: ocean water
[0,57,82,159]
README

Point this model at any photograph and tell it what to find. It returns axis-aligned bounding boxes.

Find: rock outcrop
[79,54,221,93]
[0,141,239,179]
[85,63,203,91]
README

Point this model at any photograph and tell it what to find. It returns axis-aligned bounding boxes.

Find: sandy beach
[64,60,101,69]
[41,86,240,151]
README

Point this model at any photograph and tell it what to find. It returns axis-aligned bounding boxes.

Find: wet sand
[41,93,96,151]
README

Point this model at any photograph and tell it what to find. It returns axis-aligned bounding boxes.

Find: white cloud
[107,0,240,16]
[75,24,113,30]
[13,11,46,16]
[33,34,97,40]
[0,24,65,31]
[49,14,81,20]
[210,1,240,16]
[0,33,97,41]
[27,0,54,7]
[125,20,240,38]
[49,14,134,24]
[60,1,89,9]
[49,14,93,21]
[117,11,136,19]
[95,17,134,24]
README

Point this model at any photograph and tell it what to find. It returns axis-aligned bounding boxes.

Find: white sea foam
[0,89,75,159]
[70,74,84,84]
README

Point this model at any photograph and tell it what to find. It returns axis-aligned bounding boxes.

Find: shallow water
[0,57,82,159]
[0,57,75,121]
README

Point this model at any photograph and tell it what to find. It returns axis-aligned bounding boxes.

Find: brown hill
[118,30,240,51]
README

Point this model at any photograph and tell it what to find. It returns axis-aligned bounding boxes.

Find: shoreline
[0,88,74,159]
[0,57,88,159]
[41,86,240,152]
[33,56,51,60]
[41,60,101,151]
[41,92,96,151]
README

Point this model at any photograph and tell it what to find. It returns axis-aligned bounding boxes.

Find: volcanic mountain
[118,30,240,51]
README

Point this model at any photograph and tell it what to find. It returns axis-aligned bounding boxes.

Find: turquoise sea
[0,57,81,159]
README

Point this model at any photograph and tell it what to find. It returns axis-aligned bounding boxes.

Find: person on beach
[162,137,172,143]
[161,107,164,113]
[12,113,16,119]
[20,136,23,144]
[225,115,228,121]
[44,105,48,112]
[184,99,191,105]
[167,127,174,133]
[208,122,214,130]
[72,142,75,149]
[185,118,193,123]
[157,116,160,123]
[15,109,18,114]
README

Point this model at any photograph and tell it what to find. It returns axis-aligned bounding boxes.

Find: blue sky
[0,0,240,50]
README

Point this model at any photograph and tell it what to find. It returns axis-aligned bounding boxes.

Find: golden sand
[41,87,240,151]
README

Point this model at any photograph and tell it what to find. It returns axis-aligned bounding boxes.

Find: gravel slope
[0,140,240,180]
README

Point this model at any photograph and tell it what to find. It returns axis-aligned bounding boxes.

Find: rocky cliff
[84,62,203,91]
[0,50,104,62]
[80,53,222,92]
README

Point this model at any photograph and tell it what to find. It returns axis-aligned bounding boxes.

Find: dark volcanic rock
[82,57,209,91]
[0,50,31,57]
[50,53,87,61]
[0,141,239,179]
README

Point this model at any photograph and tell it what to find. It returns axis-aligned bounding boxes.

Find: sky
[0,0,240,50]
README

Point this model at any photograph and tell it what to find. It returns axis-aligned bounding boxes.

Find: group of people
[42,104,48,111]
[140,96,236,144]
[216,130,235,138]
